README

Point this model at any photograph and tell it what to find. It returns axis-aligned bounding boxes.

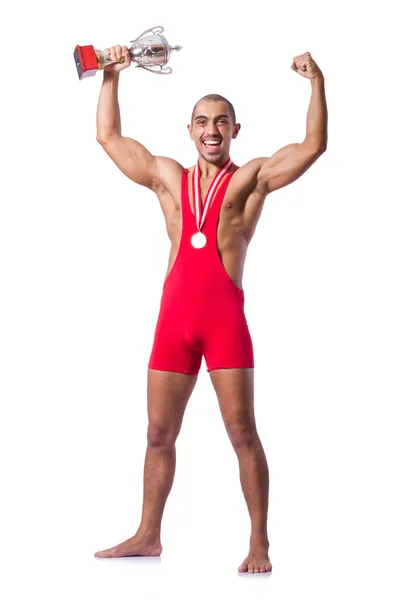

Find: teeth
[204,141,221,146]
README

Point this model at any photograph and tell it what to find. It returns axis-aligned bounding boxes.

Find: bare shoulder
[235,157,268,177]
[228,158,270,239]
[154,156,184,199]
[230,157,269,196]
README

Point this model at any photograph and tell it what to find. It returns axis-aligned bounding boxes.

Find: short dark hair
[191,94,236,125]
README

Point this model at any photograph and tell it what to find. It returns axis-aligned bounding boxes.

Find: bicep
[97,135,161,191]
[258,140,325,194]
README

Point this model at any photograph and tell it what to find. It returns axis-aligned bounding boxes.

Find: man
[94,46,327,574]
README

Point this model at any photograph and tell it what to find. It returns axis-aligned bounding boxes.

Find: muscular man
[94,46,327,574]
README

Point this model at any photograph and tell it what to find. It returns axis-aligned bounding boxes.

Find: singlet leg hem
[207,364,254,372]
[148,366,200,376]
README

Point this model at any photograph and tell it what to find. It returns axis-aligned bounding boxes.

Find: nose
[206,121,219,136]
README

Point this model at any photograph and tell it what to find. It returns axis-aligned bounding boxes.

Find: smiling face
[188,100,241,165]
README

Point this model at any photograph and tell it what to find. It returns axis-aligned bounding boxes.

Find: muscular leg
[209,368,272,574]
[94,368,197,558]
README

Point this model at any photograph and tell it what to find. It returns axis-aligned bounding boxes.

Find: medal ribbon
[193,158,233,232]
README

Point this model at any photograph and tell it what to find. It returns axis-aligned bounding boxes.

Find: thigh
[147,368,198,439]
[204,306,254,372]
[149,314,203,375]
[209,368,256,431]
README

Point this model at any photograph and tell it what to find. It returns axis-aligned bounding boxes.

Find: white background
[1,0,396,598]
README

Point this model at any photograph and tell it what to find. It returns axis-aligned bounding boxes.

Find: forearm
[96,71,122,140]
[305,75,328,149]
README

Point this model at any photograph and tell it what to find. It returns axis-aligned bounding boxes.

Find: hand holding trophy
[74,26,182,80]
[102,45,132,75]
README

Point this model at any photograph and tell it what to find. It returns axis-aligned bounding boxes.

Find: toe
[238,562,248,573]
[95,548,114,558]
[248,564,255,573]
[255,566,260,573]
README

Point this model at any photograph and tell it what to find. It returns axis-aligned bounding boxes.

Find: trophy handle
[136,64,173,75]
[130,25,164,44]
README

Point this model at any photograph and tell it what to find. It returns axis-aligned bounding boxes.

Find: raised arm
[258,52,328,194]
[96,45,181,194]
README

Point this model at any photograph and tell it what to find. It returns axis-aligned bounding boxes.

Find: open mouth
[202,139,222,150]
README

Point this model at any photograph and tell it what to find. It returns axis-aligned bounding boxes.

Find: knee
[147,422,177,447]
[226,420,257,450]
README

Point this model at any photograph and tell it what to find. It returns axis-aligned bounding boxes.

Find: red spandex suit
[148,165,254,375]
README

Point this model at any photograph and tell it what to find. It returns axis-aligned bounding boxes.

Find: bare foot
[238,545,272,574]
[94,534,162,558]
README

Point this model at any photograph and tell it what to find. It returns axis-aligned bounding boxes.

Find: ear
[187,123,193,139]
[232,123,241,139]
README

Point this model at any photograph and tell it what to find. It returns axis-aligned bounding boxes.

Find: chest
[187,173,235,216]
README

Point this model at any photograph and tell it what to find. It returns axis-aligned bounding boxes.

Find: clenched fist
[103,45,132,74]
[291,52,323,80]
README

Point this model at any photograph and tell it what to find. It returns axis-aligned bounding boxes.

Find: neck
[197,155,231,178]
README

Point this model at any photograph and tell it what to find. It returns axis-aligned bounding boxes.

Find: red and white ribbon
[193,158,232,232]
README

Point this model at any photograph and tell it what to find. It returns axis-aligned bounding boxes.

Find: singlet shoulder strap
[180,168,193,218]
[181,167,188,200]
[210,168,237,207]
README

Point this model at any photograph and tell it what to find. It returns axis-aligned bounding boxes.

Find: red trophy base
[74,45,100,80]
